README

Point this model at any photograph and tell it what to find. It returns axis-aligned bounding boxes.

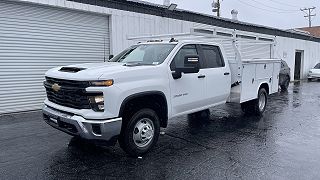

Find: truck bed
[228,59,281,103]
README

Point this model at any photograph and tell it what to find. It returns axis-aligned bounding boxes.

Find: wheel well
[119,92,168,128]
[260,83,269,94]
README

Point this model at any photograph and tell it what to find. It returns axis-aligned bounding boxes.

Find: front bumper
[42,105,122,144]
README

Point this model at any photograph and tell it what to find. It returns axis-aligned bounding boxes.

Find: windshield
[109,44,176,65]
[315,63,320,69]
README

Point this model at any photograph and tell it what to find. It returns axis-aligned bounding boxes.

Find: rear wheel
[241,88,267,116]
[254,88,267,115]
[118,108,160,157]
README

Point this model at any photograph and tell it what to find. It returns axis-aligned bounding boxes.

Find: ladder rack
[127,28,276,46]
[127,28,279,87]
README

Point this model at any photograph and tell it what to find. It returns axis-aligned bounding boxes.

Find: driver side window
[170,45,198,71]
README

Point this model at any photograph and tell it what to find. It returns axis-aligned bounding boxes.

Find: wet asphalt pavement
[1,81,320,180]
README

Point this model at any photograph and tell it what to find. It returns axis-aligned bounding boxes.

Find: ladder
[127,27,276,60]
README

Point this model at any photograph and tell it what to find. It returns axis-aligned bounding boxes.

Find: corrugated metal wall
[0,1,110,114]
[240,44,272,59]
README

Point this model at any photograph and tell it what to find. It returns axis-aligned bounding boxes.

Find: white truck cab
[43,30,281,156]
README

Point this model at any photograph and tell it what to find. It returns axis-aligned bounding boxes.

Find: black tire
[280,76,290,91]
[308,78,312,82]
[118,108,160,157]
[241,88,267,116]
[253,88,267,116]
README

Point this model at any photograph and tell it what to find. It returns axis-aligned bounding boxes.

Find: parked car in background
[308,63,320,81]
[279,60,291,91]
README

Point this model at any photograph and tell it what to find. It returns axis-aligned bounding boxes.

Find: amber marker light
[91,80,114,87]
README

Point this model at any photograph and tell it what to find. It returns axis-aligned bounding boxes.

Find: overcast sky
[144,0,319,30]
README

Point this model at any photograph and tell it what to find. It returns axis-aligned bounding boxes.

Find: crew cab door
[199,45,231,105]
[169,44,206,116]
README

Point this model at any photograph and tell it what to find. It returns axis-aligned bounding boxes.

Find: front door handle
[198,75,206,79]
[224,72,230,76]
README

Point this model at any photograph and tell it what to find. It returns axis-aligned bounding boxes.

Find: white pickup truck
[43,33,281,156]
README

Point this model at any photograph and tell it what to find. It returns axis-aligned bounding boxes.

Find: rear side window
[201,45,225,68]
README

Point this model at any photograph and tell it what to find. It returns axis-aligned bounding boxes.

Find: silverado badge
[52,83,61,92]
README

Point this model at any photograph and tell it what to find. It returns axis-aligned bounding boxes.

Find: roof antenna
[169,38,177,42]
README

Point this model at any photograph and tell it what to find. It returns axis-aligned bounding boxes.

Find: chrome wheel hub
[259,93,266,111]
[133,118,154,148]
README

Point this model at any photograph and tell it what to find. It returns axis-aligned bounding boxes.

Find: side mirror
[109,55,114,60]
[172,55,200,79]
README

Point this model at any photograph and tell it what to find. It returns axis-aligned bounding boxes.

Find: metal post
[217,0,220,17]
[300,7,316,27]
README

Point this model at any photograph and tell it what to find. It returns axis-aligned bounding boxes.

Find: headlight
[90,80,113,87]
[88,95,104,112]
[309,70,313,74]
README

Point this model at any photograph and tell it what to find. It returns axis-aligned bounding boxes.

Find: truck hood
[45,62,155,81]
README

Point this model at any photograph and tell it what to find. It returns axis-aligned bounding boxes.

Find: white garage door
[0,1,110,114]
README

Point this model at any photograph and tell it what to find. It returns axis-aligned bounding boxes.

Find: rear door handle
[224,72,230,76]
[198,75,206,79]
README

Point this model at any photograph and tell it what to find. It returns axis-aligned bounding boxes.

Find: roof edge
[67,0,320,43]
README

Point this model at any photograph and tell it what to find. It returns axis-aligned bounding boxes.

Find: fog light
[92,124,102,135]
[89,95,104,112]
[94,96,104,103]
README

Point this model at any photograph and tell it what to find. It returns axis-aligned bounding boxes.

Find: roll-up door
[0,1,110,114]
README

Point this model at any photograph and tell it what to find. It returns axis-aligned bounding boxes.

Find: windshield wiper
[123,62,155,67]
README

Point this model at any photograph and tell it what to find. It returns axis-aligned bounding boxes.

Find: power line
[301,7,316,27]
[237,0,300,14]
[266,0,301,8]
[248,0,300,12]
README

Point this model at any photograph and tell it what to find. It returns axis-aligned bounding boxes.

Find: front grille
[44,77,91,109]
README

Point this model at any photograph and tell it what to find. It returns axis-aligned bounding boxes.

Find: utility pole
[212,0,221,17]
[300,7,316,27]
[217,0,221,17]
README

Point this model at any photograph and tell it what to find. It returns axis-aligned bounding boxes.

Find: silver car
[308,63,320,81]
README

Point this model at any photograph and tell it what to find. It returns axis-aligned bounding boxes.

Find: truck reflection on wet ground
[1,81,320,179]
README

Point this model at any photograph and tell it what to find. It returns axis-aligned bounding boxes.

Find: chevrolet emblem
[52,83,61,92]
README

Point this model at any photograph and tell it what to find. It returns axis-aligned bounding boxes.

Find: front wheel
[118,108,160,157]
